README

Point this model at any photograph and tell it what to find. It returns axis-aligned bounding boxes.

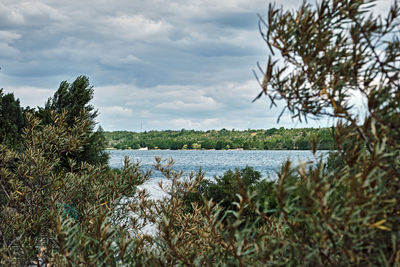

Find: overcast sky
[0,0,390,131]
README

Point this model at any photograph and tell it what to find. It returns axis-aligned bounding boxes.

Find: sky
[0,0,391,131]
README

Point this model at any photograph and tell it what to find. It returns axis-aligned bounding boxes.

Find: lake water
[108,150,327,180]
[109,150,328,219]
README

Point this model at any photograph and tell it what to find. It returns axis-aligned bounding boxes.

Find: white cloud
[151,117,222,130]
[17,1,67,22]
[100,106,133,117]
[156,96,218,111]
[100,15,172,41]
[118,54,143,64]
[2,86,53,107]
[169,118,201,128]
[0,30,21,42]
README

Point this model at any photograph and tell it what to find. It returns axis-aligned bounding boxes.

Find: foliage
[184,166,277,222]
[0,89,26,149]
[250,0,400,264]
[38,75,108,166]
[105,127,334,150]
[0,112,150,266]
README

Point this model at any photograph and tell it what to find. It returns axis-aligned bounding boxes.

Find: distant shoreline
[105,148,332,151]
[104,127,335,150]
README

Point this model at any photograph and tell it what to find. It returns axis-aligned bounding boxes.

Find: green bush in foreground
[184,166,277,223]
[0,112,150,266]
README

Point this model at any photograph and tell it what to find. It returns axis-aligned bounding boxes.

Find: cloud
[168,118,201,129]
[99,15,173,41]
[16,1,67,23]
[0,0,386,131]
[0,0,266,82]
[0,30,21,42]
[151,117,222,130]
[0,30,21,58]
[90,78,327,131]
[0,2,24,26]
[0,43,21,58]
[1,86,53,107]
[101,106,133,117]
[156,96,219,111]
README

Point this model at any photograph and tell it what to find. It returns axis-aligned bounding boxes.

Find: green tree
[215,140,225,150]
[0,89,25,149]
[294,137,309,150]
[39,76,108,166]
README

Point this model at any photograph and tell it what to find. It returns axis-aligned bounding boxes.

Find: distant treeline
[104,127,335,150]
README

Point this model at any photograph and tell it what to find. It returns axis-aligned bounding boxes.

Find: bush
[0,112,149,266]
[184,166,277,222]
[250,0,400,264]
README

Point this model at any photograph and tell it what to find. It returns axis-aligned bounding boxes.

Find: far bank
[104,127,334,151]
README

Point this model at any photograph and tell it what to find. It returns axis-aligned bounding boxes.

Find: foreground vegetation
[105,127,334,150]
[1,0,400,265]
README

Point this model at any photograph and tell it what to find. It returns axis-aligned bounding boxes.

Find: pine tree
[0,89,25,149]
[39,76,108,166]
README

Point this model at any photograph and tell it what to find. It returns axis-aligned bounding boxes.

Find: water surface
[108,150,326,179]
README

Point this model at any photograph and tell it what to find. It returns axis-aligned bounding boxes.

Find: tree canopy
[44,76,96,123]
[104,127,334,150]
[0,89,25,149]
[39,75,108,166]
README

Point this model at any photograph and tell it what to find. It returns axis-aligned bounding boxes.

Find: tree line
[105,127,335,150]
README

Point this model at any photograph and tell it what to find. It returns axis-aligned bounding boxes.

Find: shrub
[184,166,277,222]
[0,112,149,266]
